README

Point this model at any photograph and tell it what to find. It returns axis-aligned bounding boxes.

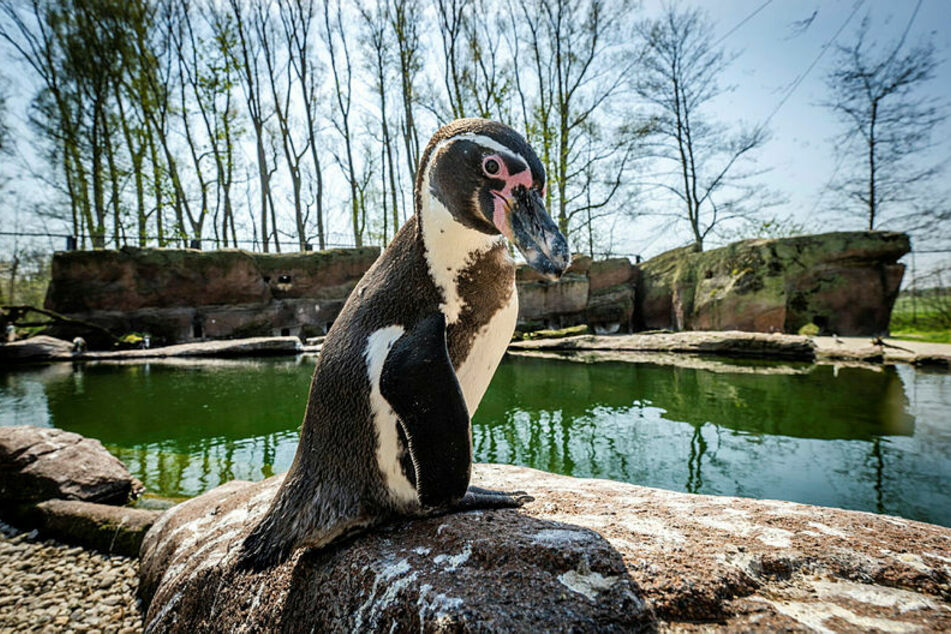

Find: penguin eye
[482,157,500,176]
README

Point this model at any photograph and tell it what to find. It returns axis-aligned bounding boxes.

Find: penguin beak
[505,186,570,280]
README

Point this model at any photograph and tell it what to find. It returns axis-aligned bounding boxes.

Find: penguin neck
[417,186,507,325]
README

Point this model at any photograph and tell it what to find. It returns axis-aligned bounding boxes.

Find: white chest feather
[455,289,518,416]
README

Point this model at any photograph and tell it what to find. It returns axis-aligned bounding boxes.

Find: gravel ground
[0,521,143,633]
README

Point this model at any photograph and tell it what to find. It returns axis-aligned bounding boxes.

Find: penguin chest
[453,290,518,416]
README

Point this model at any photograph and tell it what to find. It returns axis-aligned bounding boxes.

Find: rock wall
[516,255,638,334]
[41,232,908,345]
[44,246,380,345]
[637,231,909,336]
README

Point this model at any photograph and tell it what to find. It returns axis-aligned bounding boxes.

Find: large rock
[637,231,909,336]
[0,335,74,363]
[139,464,951,632]
[0,426,142,505]
[516,273,589,327]
[43,246,380,345]
[587,257,634,292]
[585,284,635,333]
[26,499,162,557]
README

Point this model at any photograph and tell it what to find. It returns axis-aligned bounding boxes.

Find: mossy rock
[636,231,910,335]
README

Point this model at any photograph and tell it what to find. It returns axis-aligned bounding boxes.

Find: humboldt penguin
[238,118,570,569]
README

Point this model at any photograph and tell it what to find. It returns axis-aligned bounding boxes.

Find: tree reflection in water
[1,353,949,527]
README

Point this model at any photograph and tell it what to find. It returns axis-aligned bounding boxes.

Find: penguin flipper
[381,312,472,509]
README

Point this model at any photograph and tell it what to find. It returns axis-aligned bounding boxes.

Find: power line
[762,0,866,126]
[712,0,776,48]
[891,0,924,60]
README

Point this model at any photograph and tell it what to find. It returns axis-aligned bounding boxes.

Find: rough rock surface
[43,246,379,345]
[638,231,909,336]
[79,336,302,360]
[0,426,143,505]
[516,273,590,325]
[139,464,951,632]
[516,257,639,333]
[0,521,143,632]
[0,335,301,363]
[0,334,74,363]
[23,500,162,557]
[509,331,817,360]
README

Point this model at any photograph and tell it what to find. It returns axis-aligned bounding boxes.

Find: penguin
[237,118,570,569]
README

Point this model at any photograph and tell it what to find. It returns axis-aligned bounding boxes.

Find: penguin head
[419,118,570,280]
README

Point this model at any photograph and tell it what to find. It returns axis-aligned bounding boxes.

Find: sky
[628,0,951,273]
[1,0,949,276]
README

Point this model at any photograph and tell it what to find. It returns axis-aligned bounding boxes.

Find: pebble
[0,521,143,632]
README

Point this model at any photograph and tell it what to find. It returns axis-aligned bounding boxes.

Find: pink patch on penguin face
[485,154,532,238]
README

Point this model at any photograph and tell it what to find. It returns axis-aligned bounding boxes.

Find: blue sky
[628,0,950,267]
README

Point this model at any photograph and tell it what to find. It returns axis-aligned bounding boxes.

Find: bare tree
[277,0,326,250]
[434,0,466,119]
[0,73,9,157]
[177,2,243,248]
[228,0,279,252]
[435,0,512,122]
[635,4,771,251]
[389,0,421,183]
[507,0,639,243]
[824,17,948,236]
[359,0,400,244]
[460,0,512,121]
[256,1,313,251]
[322,0,362,247]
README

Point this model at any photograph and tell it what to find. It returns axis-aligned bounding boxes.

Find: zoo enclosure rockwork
[43,247,380,346]
[41,231,908,344]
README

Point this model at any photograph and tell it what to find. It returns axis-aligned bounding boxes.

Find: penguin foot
[467,485,531,499]
[452,487,535,511]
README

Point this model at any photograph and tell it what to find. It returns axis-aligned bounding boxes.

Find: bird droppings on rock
[557,567,622,601]
[432,544,471,570]
[807,520,850,539]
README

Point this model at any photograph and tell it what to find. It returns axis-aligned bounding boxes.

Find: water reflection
[0,358,314,498]
[1,354,949,527]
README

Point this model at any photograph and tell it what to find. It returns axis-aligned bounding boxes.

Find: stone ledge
[509,331,817,360]
[0,335,302,363]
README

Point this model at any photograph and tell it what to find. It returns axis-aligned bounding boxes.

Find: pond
[1,353,950,527]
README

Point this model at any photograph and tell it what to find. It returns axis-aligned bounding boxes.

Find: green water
[1,354,949,527]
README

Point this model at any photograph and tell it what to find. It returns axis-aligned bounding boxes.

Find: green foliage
[797,323,820,337]
[889,288,951,343]
[0,251,51,308]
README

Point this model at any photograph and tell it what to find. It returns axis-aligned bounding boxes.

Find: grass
[889,292,951,344]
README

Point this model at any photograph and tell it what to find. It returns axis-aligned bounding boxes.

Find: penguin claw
[450,488,535,512]
[467,486,530,498]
